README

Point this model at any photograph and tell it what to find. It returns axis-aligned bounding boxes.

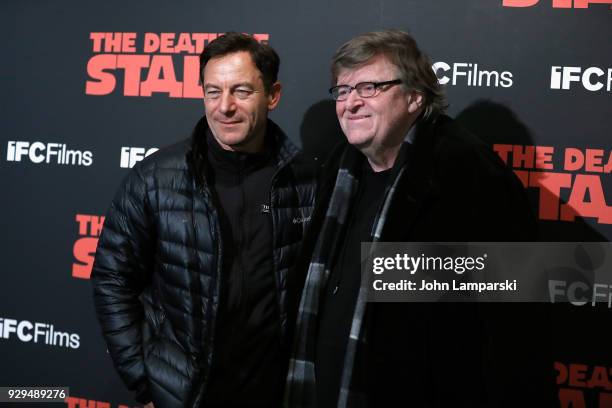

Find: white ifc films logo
[120,146,159,168]
[6,141,93,166]
[0,317,80,349]
[550,66,612,91]
[433,62,513,88]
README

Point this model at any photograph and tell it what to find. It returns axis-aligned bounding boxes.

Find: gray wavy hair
[331,29,448,120]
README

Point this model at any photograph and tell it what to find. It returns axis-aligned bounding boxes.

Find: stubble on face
[202,51,278,153]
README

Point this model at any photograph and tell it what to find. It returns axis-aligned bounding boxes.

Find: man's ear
[267,82,282,111]
[407,91,424,114]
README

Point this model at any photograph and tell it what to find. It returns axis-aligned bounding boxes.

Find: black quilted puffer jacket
[91,118,316,407]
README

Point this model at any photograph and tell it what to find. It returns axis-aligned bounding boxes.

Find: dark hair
[331,29,447,119]
[199,32,280,94]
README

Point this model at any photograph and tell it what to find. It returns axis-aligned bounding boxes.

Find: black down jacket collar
[188,115,301,188]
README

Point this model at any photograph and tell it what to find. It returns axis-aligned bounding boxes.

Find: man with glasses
[92,32,315,408]
[286,30,554,407]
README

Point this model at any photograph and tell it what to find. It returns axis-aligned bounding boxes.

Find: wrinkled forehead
[203,51,263,86]
[335,55,399,85]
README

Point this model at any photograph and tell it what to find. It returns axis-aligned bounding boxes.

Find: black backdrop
[2,1,611,407]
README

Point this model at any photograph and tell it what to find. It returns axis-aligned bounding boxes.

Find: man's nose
[219,92,236,115]
[344,88,364,111]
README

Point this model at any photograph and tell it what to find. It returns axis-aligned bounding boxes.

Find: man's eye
[337,87,350,97]
[234,89,253,99]
[360,83,376,93]
[205,90,221,99]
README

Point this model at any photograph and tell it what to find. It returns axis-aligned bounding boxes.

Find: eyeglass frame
[329,79,403,101]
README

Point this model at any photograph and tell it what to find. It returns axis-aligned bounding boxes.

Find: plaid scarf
[285,140,411,408]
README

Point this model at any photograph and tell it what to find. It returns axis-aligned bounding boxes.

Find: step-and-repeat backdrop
[2,1,611,407]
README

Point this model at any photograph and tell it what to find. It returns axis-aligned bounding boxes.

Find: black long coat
[289,114,558,407]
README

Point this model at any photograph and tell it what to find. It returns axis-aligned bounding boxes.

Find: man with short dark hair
[92,32,315,408]
[286,29,554,407]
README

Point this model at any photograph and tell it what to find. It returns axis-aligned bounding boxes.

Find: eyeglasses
[329,79,402,101]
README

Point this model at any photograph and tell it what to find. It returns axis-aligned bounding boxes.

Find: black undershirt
[202,131,284,408]
[315,160,392,408]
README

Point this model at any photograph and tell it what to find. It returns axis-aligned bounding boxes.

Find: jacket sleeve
[91,165,155,404]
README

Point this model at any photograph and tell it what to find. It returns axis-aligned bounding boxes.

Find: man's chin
[212,133,247,150]
[211,125,245,141]
[347,135,373,151]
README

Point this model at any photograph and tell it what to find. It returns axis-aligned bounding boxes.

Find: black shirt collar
[205,128,275,173]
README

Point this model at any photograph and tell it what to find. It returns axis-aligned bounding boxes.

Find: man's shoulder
[119,138,195,195]
[318,141,349,174]
[424,114,508,176]
[135,138,192,173]
[428,115,487,153]
[284,150,320,184]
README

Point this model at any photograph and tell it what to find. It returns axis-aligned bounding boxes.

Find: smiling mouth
[347,115,371,120]
[218,120,242,125]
